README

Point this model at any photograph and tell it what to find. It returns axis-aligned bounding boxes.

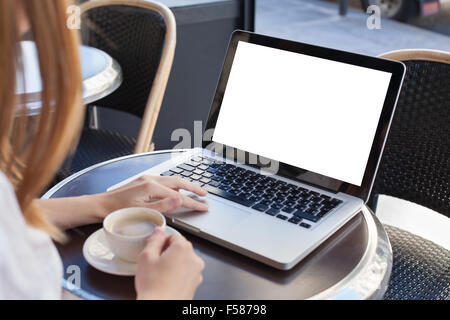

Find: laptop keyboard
[160,155,343,229]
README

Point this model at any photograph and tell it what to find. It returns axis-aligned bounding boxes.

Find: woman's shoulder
[0,170,18,204]
[0,170,13,191]
[0,170,27,228]
[0,170,63,299]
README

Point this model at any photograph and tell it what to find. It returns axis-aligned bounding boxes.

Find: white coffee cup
[103,207,166,263]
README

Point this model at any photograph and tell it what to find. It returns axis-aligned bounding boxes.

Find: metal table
[16,40,122,115]
[43,150,393,300]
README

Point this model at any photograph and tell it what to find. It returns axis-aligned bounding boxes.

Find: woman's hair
[0,0,84,240]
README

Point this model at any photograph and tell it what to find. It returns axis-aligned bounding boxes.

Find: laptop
[109,31,405,270]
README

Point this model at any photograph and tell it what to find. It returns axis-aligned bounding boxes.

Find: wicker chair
[369,49,450,300]
[59,0,176,177]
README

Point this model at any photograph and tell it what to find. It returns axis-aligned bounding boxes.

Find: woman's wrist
[136,292,154,300]
[136,288,168,300]
[36,194,112,229]
[66,193,112,226]
[87,193,115,222]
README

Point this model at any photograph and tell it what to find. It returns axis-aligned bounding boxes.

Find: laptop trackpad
[165,193,251,235]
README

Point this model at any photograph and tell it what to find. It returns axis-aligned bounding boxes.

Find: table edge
[82,53,123,105]
[308,206,392,300]
[16,43,123,114]
[45,149,392,300]
[42,149,188,199]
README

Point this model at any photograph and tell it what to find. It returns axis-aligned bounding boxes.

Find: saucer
[83,226,181,276]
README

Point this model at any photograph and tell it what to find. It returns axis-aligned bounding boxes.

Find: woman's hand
[100,175,209,216]
[37,175,208,230]
[135,228,205,300]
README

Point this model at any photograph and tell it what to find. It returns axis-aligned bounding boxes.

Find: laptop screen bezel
[203,30,405,202]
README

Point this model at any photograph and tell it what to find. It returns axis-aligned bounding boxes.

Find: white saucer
[83,226,181,276]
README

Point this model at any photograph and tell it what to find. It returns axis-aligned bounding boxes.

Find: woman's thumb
[143,227,167,259]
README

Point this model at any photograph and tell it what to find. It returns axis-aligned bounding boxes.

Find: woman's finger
[106,175,151,195]
[153,176,208,196]
[141,227,167,260]
[145,197,182,213]
[148,183,208,212]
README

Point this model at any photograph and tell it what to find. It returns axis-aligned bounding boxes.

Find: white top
[0,171,62,299]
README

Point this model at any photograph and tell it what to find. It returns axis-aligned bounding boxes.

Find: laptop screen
[212,41,393,187]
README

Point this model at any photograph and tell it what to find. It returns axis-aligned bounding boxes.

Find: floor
[340,0,450,36]
[255,0,450,56]
[410,0,450,35]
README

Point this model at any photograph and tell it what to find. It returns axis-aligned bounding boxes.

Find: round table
[43,150,393,300]
[16,41,122,115]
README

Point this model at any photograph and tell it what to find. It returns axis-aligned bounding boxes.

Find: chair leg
[339,0,348,16]
[84,105,99,129]
[89,106,99,129]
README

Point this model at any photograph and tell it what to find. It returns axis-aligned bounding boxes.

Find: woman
[0,0,208,299]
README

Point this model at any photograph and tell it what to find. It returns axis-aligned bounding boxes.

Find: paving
[409,0,450,36]
[340,0,450,36]
[255,0,450,56]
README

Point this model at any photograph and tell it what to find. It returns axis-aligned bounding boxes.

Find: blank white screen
[213,41,392,186]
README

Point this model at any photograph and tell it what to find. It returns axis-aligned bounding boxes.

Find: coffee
[111,214,158,237]
[103,207,166,262]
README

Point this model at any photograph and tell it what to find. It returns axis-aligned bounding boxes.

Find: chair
[59,0,176,177]
[369,49,450,299]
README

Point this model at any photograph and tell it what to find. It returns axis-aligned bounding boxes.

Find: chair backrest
[80,0,176,153]
[369,49,450,217]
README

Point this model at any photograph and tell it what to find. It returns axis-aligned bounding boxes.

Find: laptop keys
[202,172,213,178]
[164,156,345,228]
[170,167,183,174]
[178,164,195,172]
[211,174,224,181]
[288,216,301,224]
[208,180,220,187]
[320,194,331,201]
[248,196,262,202]
[308,191,320,197]
[271,203,283,210]
[282,206,295,214]
[229,188,240,195]
[252,203,269,212]
[309,203,323,209]
[203,185,255,207]
[200,177,211,184]
[330,198,343,205]
[185,160,201,167]
[193,169,204,175]
[293,209,320,223]
[266,208,280,216]
[201,159,213,165]
[300,222,311,229]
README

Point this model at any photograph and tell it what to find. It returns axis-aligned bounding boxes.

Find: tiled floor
[256,0,450,56]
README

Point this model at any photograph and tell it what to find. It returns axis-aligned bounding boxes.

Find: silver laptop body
[109,31,405,270]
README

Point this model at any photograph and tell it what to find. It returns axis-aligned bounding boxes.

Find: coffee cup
[103,207,166,263]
